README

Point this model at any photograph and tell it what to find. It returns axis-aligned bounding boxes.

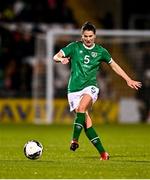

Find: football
[24,140,43,160]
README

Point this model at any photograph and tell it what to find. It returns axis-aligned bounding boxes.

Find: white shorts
[68,86,99,112]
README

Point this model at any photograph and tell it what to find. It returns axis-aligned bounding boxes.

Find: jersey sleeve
[102,48,112,64]
[61,42,75,57]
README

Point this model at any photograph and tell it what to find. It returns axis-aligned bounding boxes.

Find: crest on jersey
[91,52,97,58]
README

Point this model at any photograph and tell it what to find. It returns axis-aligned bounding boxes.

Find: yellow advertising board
[0,99,118,124]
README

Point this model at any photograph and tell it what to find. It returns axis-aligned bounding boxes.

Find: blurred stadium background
[0,0,150,125]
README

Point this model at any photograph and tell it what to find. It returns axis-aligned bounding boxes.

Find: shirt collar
[83,43,95,50]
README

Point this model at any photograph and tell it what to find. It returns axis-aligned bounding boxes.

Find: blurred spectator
[4,59,18,92]
[0,24,35,97]
[13,0,25,15]
[13,0,25,17]
[19,62,33,97]
[0,0,77,24]
[2,4,15,22]
[0,26,13,68]
[11,29,35,64]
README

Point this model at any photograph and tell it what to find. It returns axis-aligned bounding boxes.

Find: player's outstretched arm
[53,51,70,64]
[109,59,142,90]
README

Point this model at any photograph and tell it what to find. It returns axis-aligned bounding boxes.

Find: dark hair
[81,22,96,34]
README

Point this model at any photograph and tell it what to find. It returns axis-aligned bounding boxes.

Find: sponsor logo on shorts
[91,87,96,94]
[70,101,74,108]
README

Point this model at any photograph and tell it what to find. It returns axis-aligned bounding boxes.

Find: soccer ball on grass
[24,140,43,160]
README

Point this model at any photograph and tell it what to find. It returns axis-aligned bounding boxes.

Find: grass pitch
[0,123,150,179]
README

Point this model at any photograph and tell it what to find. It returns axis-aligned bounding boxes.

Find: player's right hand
[61,57,70,64]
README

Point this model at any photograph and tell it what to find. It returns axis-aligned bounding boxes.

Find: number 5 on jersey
[84,55,90,64]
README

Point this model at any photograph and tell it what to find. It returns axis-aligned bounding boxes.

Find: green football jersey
[61,41,112,93]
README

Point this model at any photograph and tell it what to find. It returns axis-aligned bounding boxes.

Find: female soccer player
[53,22,142,160]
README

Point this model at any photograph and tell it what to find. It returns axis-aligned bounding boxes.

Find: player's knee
[76,106,86,113]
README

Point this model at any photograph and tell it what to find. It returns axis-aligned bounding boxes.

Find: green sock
[72,112,86,141]
[85,126,105,153]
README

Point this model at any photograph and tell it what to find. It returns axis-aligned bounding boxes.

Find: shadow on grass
[81,155,150,163]
[0,159,55,163]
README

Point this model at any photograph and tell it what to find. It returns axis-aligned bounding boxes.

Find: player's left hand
[126,79,142,90]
